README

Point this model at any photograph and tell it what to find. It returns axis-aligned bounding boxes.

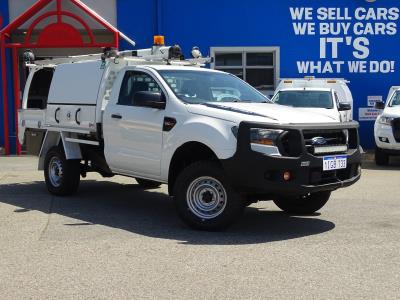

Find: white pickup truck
[272,78,353,122]
[374,86,400,165]
[19,45,361,230]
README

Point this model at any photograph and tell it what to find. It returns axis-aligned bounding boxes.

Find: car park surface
[0,156,399,299]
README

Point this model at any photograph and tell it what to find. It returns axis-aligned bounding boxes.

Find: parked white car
[271,78,353,122]
[374,86,400,165]
[18,44,361,230]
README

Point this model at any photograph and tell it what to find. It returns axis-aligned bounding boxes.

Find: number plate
[323,155,347,171]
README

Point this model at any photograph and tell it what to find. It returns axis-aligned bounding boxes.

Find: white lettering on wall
[289,6,398,74]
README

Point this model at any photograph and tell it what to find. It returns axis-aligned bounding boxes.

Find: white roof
[142,65,223,72]
[278,87,332,92]
[281,78,349,83]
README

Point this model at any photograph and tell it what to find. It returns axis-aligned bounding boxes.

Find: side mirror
[134,91,166,109]
[374,101,385,110]
[338,102,352,111]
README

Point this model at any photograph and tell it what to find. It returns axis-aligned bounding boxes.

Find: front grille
[303,129,349,156]
[392,118,400,143]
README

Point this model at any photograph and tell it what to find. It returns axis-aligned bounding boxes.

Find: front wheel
[273,191,331,215]
[44,147,81,196]
[173,161,245,231]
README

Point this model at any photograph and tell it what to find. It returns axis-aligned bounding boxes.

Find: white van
[271,78,353,122]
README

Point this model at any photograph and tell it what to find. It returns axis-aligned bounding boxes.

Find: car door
[104,69,166,178]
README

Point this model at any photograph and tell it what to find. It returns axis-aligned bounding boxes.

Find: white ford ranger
[19,45,361,230]
[374,86,400,165]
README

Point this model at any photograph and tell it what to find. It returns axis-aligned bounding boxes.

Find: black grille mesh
[303,129,348,155]
[392,118,400,143]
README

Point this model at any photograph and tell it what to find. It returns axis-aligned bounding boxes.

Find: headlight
[250,128,283,146]
[378,116,394,126]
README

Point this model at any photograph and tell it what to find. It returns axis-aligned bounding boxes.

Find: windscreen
[391,91,400,106]
[157,70,269,104]
[272,91,334,109]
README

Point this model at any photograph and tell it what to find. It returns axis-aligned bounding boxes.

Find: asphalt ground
[0,156,399,299]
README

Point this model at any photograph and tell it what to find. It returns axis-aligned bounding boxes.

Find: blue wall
[117,0,400,149]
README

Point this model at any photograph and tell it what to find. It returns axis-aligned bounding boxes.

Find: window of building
[211,47,280,96]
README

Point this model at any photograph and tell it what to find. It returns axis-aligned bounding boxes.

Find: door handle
[111,114,122,119]
[55,108,60,123]
[75,108,81,125]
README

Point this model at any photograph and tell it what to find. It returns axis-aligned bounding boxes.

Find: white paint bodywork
[274,78,353,122]
[19,58,341,183]
[374,86,400,151]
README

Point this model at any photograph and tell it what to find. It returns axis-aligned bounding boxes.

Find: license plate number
[323,155,347,171]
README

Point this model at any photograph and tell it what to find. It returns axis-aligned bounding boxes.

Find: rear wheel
[44,146,81,196]
[273,191,331,215]
[135,178,162,189]
[375,147,389,166]
[173,161,245,231]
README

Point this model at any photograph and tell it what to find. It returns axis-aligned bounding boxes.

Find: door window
[118,71,163,106]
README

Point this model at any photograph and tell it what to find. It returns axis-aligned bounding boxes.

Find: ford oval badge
[311,137,327,146]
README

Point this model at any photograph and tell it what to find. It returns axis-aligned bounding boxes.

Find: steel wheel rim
[186,176,227,219]
[48,157,63,188]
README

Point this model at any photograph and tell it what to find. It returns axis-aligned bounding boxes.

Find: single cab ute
[19,44,362,230]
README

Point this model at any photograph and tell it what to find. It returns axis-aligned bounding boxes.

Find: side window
[118,71,162,106]
[27,68,54,109]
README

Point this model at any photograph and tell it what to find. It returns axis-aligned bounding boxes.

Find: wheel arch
[38,131,82,170]
[168,141,220,195]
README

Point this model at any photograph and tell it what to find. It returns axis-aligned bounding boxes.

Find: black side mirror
[134,91,166,109]
[338,102,352,111]
[374,101,385,110]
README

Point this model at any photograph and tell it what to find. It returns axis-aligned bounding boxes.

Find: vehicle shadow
[0,180,335,245]
[362,158,400,171]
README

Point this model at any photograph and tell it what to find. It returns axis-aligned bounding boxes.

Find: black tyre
[173,161,245,231]
[273,191,331,215]
[135,178,162,189]
[375,147,389,166]
[44,146,81,196]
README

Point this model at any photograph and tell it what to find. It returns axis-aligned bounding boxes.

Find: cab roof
[277,87,332,92]
[143,65,223,72]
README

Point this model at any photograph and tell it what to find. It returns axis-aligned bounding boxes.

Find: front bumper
[374,121,400,151]
[221,121,361,197]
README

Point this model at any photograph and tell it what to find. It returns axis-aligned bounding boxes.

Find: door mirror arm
[374,101,385,110]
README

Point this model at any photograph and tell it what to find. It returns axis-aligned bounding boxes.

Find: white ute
[272,77,353,122]
[374,86,400,165]
[19,40,362,230]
